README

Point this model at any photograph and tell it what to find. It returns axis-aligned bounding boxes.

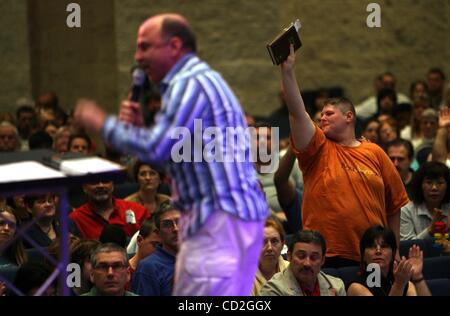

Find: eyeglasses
[161,218,179,229]
[94,262,127,273]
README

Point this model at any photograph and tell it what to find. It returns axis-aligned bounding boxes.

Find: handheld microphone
[130,68,146,102]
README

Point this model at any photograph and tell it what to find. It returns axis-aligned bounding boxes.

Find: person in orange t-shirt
[279,46,409,267]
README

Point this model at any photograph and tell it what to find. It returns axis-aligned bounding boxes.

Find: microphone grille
[132,68,146,86]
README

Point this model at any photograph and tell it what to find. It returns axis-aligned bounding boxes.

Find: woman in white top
[400,161,450,240]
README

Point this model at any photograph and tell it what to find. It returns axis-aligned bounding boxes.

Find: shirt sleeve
[102,77,207,166]
[290,125,326,174]
[400,203,419,240]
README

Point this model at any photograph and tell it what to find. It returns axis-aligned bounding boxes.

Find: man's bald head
[141,13,196,53]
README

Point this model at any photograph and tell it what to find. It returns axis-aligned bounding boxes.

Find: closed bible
[266,23,302,65]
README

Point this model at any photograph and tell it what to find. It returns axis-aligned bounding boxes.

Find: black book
[266,23,302,65]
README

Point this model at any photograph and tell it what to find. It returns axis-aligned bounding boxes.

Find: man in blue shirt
[131,204,179,296]
[74,13,269,295]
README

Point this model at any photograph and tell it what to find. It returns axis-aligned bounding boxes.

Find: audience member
[347,225,431,296]
[273,146,303,234]
[280,46,408,267]
[251,217,289,296]
[0,205,27,268]
[427,68,446,109]
[70,239,101,296]
[99,224,128,248]
[82,243,137,296]
[385,139,415,198]
[400,161,449,240]
[70,181,149,240]
[260,230,346,296]
[13,261,56,296]
[125,161,170,215]
[431,106,450,167]
[15,105,38,151]
[0,121,20,152]
[68,132,92,154]
[23,194,59,248]
[131,203,180,296]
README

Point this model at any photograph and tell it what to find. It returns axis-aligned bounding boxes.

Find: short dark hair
[410,161,450,205]
[385,138,414,160]
[28,131,53,150]
[359,225,397,277]
[68,132,91,151]
[153,202,178,229]
[139,217,157,238]
[428,68,446,81]
[16,105,35,119]
[98,225,127,248]
[288,230,326,256]
[377,88,397,107]
[24,194,55,209]
[323,97,356,123]
[70,239,101,268]
[13,261,55,295]
[132,160,164,182]
[161,17,197,52]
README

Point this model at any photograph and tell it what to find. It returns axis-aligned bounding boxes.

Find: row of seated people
[1,207,449,296]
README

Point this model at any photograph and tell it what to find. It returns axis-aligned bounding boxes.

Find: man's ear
[346,111,354,123]
[89,270,95,284]
[287,251,292,262]
[136,235,143,247]
[169,36,183,56]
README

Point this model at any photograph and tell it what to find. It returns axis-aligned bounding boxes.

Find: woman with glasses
[400,161,450,240]
[347,225,431,296]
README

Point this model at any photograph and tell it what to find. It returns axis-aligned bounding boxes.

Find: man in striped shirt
[74,13,269,296]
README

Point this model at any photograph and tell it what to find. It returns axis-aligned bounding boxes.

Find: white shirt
[400,201,449,240]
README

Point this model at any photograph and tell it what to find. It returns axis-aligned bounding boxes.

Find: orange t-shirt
[291,126,409,261]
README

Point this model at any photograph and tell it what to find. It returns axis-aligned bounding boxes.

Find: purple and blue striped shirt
[102,54,268,237]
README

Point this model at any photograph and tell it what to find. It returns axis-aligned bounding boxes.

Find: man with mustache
[260,230,346,296]
[70,181,149,240]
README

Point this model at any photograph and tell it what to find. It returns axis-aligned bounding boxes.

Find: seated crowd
[1,66,450,296]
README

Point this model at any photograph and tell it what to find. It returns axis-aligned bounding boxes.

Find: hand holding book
[266,19,302,65]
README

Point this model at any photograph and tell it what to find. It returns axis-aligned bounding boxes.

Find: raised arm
[274,146,297,206]
[432,107,450,163]
[280,45,315,151]
[274,146,302,232]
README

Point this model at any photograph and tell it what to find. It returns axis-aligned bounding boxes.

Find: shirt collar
[159,53,196,94]
[418,203,449,218]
